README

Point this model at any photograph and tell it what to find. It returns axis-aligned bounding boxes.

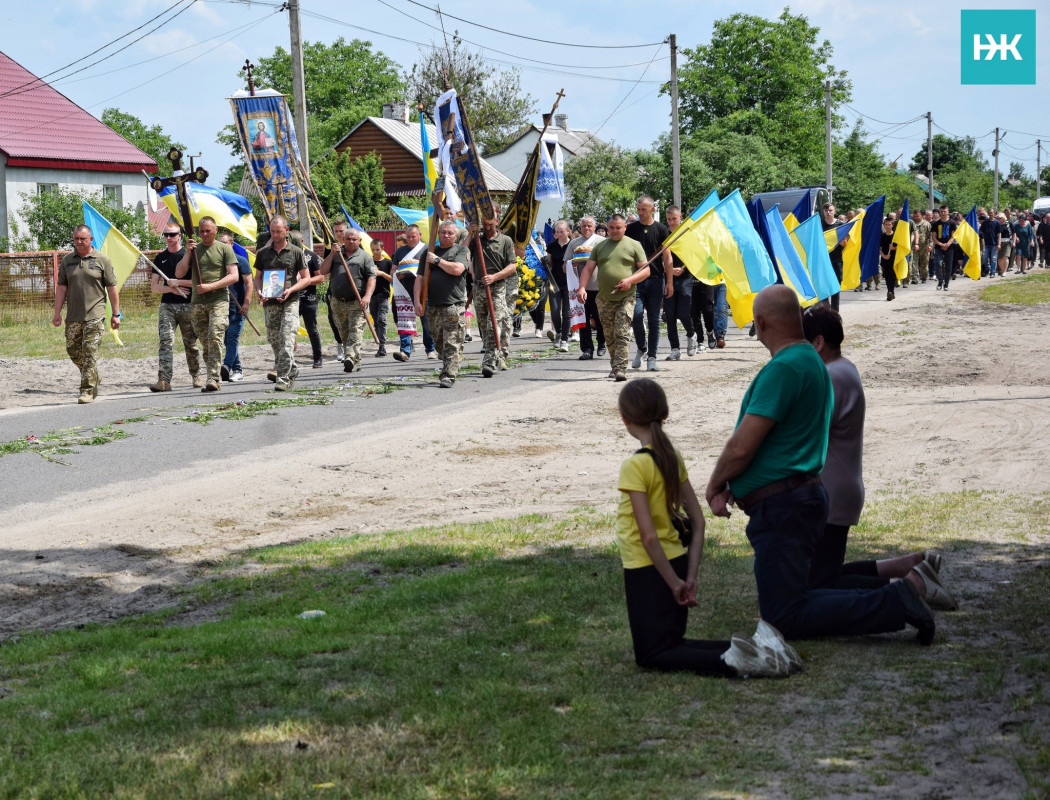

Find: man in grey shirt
[802,306,957,610]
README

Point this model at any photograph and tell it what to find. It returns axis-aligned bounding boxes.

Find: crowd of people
[49,193,987,677]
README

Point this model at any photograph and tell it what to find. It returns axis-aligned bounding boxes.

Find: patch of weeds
[980,272,1050,305]
[169,392,336,425]
[0,425,131,464]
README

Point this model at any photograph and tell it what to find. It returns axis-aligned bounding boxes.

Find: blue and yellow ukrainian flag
[891,198,911,282]
[159,182,257,242]
[783,192,813,232]
[667,189,721,285]
[954,205,982,281]
[792,214,841,302]
[765,206,818,307]
[420,115,438,215]
[692,190,778,326]
[841,195,885,290]
[82,201,142,346]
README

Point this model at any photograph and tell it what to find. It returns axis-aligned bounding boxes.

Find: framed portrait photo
[261,268,286,299]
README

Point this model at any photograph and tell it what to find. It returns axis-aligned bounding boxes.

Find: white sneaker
[558,341,569,353]
[426,351,437,360]
[535,328,546,338]
[753,620,802,673]
[721,633,789,678]
[230,371,243,382]
[647,357,658,371]
[546,329,557,343]
[686,334,697,356]
[569,332,579,342]
[631,350,643,369]
[665,349,681,361]
[336,345,345,361]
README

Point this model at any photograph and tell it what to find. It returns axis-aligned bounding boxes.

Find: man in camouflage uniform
[321,225,375,374]
[467,211,516,378]
[912,208,932,284]
[176,216,238,391]
[416,220,470,388]
[255,215,310,390]
[52,224,121,403]
[575,214,650,382]
[149,222,200,391]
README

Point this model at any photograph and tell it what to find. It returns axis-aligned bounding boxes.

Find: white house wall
[1,166,150,247]
[486,134,568,234]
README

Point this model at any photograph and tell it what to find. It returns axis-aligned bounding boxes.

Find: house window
[103,185,122,206]
[37,183,58,196]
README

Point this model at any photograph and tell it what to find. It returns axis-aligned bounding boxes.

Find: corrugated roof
[489,123,603,160]
[0,50,156,169]
[336,116,516,193]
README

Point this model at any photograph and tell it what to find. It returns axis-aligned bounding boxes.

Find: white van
[1032,197,1050,216]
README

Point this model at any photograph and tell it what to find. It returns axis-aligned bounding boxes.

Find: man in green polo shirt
[176,216,238,391]
[705,285,936,646]
[575,214,649,381]
[257,215,311,389]
[52,224,121,403]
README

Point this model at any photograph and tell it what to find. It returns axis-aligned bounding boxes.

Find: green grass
[0,424,130,464]
[980,271,1050,305]
[0,493,1047,799]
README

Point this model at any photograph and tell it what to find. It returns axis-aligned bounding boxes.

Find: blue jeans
[223,313,245,372]
[632,276,664,358]
[398,313,435,355]
[713,283,728,339]
[984,245,998,276]
[745,482,906,640]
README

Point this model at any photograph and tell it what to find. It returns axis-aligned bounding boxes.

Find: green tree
[830,121,888,211]
[218,37,404,158]
[563,141,640,221]
[310,150,388,226]
[676,10,850,174]
[882,172,927,214]
[407,34,537,155]
[908,134,984,174]
[937,164,994,211]
[10,187,160,252]
[101,108,184,168]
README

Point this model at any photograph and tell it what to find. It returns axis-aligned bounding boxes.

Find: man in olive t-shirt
[415,220,470,387]
[52,224,121,403]
[705,285,937,646]
[256,216,311,389]
[175,216,238,391]
[321,225,375,374]
[467,213,517,377]
[575,214,649,381]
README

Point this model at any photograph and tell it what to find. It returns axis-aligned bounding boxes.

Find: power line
[394,0,666,49]
[0,0,196,101]
[843,104,924,127]
[575,43,664,150]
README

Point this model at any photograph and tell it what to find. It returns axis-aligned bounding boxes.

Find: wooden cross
[242,59,256,96]
[150,148,209,285]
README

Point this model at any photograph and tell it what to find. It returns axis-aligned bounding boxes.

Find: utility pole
[669,34,681,208]
[926,112,933,212]
[1038,140,1042,200]
[993,127,1000,213]
[825,80,833,199]
[287,0,311,248]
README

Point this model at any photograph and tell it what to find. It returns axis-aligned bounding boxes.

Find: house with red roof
[0,51,157,248]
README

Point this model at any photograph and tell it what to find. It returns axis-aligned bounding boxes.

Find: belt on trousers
[735,473,821,515]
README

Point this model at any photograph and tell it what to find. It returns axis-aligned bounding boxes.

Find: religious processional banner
[434,89,494,225]
[229,89,304,224]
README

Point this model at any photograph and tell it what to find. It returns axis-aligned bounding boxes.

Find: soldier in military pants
[255,215,311,390]
[321,226,376,374]
[469,214,517,378]
[52,224,121,403]
[417,221,471,388]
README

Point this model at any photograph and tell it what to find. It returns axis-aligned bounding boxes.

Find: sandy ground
[1,274,1049,796]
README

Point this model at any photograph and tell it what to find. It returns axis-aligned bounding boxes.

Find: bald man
[704,286,936,646]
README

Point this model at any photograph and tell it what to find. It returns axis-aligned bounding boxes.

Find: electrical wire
[0,0,197,101]
[843,104,924,127]
[574,43,664,150]
[395,0,666,49]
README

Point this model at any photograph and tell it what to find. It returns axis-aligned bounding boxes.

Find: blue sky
[3,0,1048,197]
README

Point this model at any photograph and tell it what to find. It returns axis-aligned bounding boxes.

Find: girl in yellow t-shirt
[616,379,800,677]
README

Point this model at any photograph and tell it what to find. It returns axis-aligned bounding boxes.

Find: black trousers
[623,555,734,675]
[578,292,605,354]
[808,522,887,591]
[299,294,322,360]
[690,282,714,339]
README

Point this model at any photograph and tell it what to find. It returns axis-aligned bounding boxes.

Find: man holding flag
[52,225,121,403]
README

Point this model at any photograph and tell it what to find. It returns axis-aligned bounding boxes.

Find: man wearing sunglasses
[149,223,201,392]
